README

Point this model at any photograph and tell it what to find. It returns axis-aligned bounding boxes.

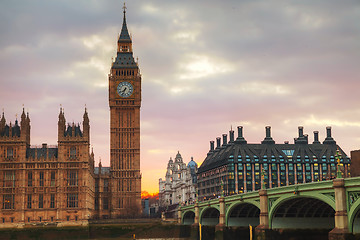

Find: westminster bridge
[178,177,360,239]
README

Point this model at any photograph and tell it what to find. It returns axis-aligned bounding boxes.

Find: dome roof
[187,157,197,168]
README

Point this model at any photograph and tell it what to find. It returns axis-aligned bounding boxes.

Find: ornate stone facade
[0,6,142,227]
[159,152,198,208]
[0,108,95,227]
[108,6,142,216]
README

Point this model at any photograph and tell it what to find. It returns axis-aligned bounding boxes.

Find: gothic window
[103,179,109,192]
[50,194,55,208]
[103,198,109,210]
[3,194,14,209]
[95,180,99,192]
[28,172,33,187]
[39,172,44,186]
[7,147,13,158]
[67,194,78,208]
[70,147,76,159]
[39,194,43,209]
[95,198,99,210]
[27,195,32,209]
[67,170,78,186]
[4,171,15,187]
[50,171,55,187]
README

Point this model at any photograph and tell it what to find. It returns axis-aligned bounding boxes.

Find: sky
[1,0,360,193]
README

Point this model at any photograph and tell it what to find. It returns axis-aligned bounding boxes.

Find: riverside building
[197,126,351,200]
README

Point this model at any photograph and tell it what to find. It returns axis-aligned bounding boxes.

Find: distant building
[350,150,360,177]
[159,152,198,208]
[197,126,351,200]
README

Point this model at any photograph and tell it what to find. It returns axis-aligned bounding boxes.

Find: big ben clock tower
[109,5,141,216]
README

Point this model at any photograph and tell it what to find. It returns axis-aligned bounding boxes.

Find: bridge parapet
[179,177,360,239]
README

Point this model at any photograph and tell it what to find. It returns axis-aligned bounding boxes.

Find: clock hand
[121,87,127,93]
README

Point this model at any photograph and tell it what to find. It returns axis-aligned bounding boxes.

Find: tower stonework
[108,6,141,217]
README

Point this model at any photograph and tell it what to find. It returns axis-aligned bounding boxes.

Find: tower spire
[119,2,131,42]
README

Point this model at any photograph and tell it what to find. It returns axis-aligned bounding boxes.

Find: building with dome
[159,152,198,209]
[197,126,351,200]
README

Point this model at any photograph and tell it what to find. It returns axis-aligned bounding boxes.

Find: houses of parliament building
[0,7,141,227]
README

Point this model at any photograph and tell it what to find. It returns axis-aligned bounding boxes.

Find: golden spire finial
[123,2,127,13]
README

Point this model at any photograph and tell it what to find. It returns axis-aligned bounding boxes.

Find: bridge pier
[255,189,271,240]
[178,206,181,224]
[329,178,352,240]
[190,202,199,240]
[215,196,226,240]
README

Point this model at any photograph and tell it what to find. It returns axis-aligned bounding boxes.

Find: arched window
[7,147,13,158]
[70,147,76,159]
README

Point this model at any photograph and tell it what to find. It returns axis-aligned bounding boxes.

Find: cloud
[1,0,360,193]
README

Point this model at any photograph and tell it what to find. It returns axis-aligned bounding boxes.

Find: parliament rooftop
[197,126,350,200]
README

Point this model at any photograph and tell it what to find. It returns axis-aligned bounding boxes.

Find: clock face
[117,81,134,98]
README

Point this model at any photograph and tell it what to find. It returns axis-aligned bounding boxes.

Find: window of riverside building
[3,194,14,209]
[228,163,234,171]
[95,180,99,192]
[27,195,32,209]
[322,164,328,180]
[305,163,311,183]
[67,170,78,186]
[67,194,78,208]
[4,171,15,187]
[297,164,303,183]
[28,172,33,187]
[50,194,55,208]
[103,179,109,192]
[246,163,251,171]
[50,171,55,186]
[271,164,277,188]
[39,172,44,186]
[39,194,43,209]
[70,147,76,159]
[254,171,260,190]
[330,164,336,178]
[288,163,295,185]
[95,198,99,210]
[7,147,13,158]
[280,163,286,186]
[103,198,109,210]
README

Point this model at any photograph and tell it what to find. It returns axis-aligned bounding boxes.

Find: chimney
[42,143,47,148]
[284,141,289,144]
[323,126,336,144]
[295,126,308,144]
[313,131,320,144]
[238,126,243,138]
[216,137,221,148]
[235,126,247,144]
[222,134,228,146]
[266,126,271,138]
[210,141,215,151]
[229,130,234,142]
[261,126,275,144]
[326,126,332,138]
[298,126,304,137]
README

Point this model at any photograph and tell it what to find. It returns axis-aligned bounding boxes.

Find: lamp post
[335,149,343,178]
[261,168,266,189]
